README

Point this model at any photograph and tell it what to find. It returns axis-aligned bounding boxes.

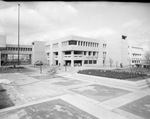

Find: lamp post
[18,4,20,66]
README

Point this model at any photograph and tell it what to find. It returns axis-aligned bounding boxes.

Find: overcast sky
[0,1,150,50]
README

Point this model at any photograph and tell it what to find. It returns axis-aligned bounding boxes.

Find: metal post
[18,4,20,66]
[40,65,42,74]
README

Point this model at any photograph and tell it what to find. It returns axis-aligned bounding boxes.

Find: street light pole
[18,4,20,66]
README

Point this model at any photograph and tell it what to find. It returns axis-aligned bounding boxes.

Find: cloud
[0,2,78,44]
[122,19,141,28]
[35,2,78,23]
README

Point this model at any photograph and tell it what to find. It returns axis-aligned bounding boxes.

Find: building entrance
[74,60,82,66]
[65,60,71,66]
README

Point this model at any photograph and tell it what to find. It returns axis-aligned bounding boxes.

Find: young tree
[145,51,150,69]
[116,61,118,68]
[128,57,132,72]
[145,51,150,64]
[109,58,113,67]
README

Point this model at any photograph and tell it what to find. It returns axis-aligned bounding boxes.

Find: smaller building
[0,35,47,67]
[128,45,143,67]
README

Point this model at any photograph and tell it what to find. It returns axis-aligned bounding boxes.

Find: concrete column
[86,51,88,57]
[82,60,84,66]
[91,51,93,57]
[0,51,1,67]
[71,51,74,67]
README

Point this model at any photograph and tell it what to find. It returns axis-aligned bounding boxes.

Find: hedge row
[78,69,147,79]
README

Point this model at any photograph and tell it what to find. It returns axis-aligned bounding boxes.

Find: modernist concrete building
[46,35,130,67]
[46,35,103,67]
[0,35,47,67]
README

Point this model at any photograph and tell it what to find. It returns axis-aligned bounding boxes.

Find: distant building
[128,45,144,67]
[0,35,47,67]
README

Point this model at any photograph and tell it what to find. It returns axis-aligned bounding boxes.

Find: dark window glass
[84,60,88,64]
[68,40,77,45]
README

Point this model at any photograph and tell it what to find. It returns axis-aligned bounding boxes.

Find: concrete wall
[0,35,6,48]
[105,35,128,67]
[32,41,47,65]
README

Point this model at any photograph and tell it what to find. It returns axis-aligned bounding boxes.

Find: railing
[74,55,82,58]
[64,55,71,58]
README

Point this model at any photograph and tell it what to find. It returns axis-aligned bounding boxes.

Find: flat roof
[50,35,101,44]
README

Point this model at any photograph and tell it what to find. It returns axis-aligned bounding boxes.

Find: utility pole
[18,4,20,66]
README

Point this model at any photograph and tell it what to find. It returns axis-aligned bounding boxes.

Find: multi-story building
[46,35,129,67]
[0,35,47,67]
[128,45,143,67]
[46,35,103,67]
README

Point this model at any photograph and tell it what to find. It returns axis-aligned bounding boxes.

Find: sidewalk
[0,67,150,119]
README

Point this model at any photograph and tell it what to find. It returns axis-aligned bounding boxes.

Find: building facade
[46,35,130,67]
[46,35,102,67]
[128,45,144,67]
[0,35,47,67]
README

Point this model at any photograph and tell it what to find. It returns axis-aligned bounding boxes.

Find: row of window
[46,45,50,50]
[84,51,98,56]
[84,60,97,64]
[53,43,58,48]
[132,60,141,64]
[62,40,99,47]
[132,58,141,61]
[132,53,142,57]
[2,47,32,51]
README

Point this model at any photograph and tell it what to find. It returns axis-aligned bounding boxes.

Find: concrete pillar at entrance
[71,60,74,67]
[82,60,84,66]
[71,51,74,67]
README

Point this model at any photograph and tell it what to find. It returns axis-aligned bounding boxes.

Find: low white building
[46,35,102,67]
[0,35,47,67]
[128,45,143,67]
[46,35,129,67]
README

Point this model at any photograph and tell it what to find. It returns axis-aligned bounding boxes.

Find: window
[53,43,58,48]
[47,53,50,56]
[93,52,96,56]
[89,60,92,64]
[93,60,97,64]
[65,51,71,55]
[88,52,91,56]
[84,51,86,55]
[103,52,106,57]
[68,40,77,45]
[84,60,88,64]
[103,44,106,48]
[78,41,80,46]
[46,45,50,49]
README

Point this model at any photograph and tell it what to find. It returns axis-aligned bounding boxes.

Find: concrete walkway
[0,70,150,119]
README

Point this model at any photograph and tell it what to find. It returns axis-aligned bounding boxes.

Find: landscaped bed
[78,69,150,81]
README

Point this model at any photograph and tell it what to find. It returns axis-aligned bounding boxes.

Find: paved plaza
[0,66,150,119]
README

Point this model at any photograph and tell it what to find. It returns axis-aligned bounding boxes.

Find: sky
[0,1,150,50]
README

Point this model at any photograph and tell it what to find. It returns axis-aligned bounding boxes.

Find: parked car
[34,61,43,66]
